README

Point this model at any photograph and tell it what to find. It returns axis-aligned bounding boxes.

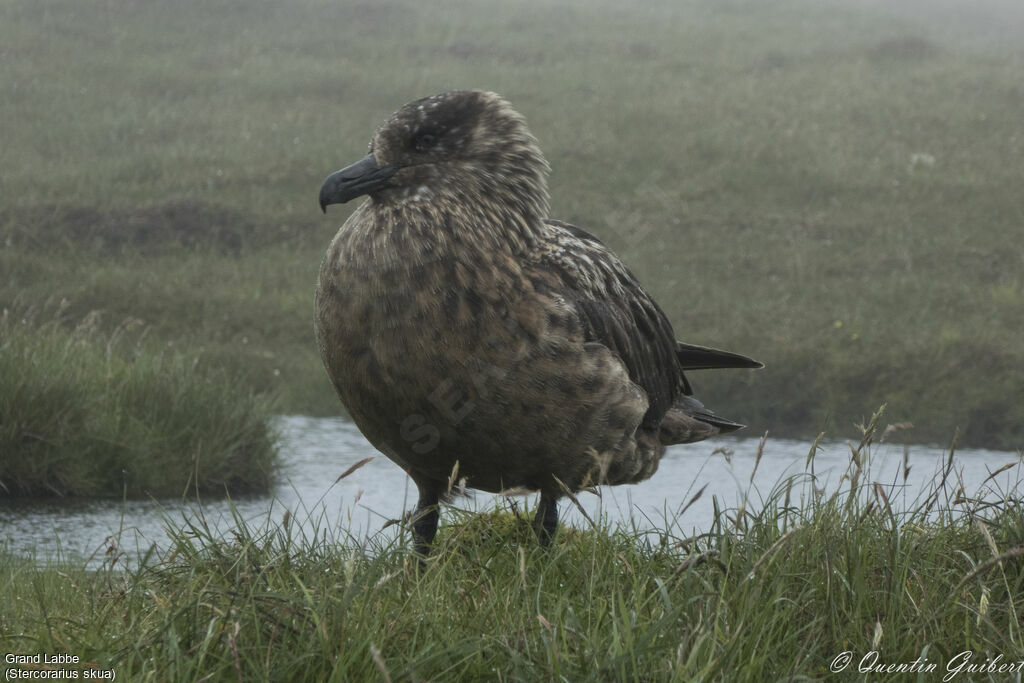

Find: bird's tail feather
[676,342,763,371]
[659,394,745,445]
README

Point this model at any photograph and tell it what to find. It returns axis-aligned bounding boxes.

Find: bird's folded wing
[530,220,685,428]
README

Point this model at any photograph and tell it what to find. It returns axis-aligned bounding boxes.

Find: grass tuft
[0,304,278,498]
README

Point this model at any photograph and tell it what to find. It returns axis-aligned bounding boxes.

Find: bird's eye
[413,133,437,152]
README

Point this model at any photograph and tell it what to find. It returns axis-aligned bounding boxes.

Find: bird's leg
[410,488,440,560]
[532,493,559,547]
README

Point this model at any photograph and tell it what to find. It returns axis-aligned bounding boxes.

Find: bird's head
[319,91,550,226]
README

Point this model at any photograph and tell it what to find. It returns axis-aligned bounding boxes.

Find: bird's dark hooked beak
[319,154,398,212]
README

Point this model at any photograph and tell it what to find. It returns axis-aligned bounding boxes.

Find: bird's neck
[363,193,547,262]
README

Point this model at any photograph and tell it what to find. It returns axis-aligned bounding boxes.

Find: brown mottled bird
[316,90,761,557]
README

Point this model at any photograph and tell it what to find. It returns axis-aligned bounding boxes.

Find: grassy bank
[2,417,1022,679]
[2,0,1023,447]
[0,306,278,498]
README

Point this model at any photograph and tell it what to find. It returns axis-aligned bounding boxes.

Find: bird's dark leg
[410,488,440,560]
[532,493,559,547]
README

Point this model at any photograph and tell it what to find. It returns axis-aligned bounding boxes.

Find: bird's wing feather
[531,220,685,428]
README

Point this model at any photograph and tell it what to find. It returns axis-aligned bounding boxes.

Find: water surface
[2,416,1020,565]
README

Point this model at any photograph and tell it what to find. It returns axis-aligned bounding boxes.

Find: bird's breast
[314,216,546,426]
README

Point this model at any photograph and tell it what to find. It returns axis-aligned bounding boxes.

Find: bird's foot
[409,491,440,565]
[532,494,559,547]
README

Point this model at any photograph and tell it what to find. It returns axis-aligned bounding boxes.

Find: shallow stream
[2,416,1020,566]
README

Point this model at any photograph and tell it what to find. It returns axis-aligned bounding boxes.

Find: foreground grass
[1,0,1023,447]
[2,416,1022,680]
[0,306,278,498]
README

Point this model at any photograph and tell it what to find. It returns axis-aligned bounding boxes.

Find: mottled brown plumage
[316,90,761,556]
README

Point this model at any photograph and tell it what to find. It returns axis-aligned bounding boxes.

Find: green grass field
[3,0,1024,450]
[2,415,1022,679]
